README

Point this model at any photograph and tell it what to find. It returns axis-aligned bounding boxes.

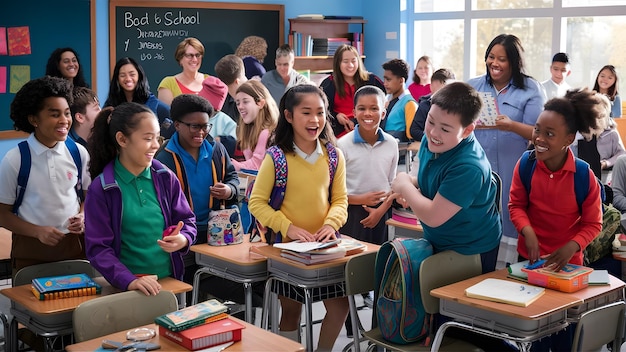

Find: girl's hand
[128,276,161,296]
[286,224,316,242]
[336,113,354,132]
[544,241,579,272]
[360,206,384,228]
[210,182,232,200]
[158,221,187,252]
[314,224,337,242]
[67,212,85,234]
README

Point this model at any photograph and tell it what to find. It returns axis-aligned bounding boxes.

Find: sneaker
[362,292,374,309]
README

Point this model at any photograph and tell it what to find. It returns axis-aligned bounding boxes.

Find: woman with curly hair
[45,47,90,89]
[105,57,172,137]
[158,37,209,106]
[235,35,268,80]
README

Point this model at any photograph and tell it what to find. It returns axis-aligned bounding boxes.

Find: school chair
[73,290,178,342]
[573,301,624,352]
[342,250,484,352]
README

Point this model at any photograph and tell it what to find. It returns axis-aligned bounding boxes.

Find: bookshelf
[288,18,366,72]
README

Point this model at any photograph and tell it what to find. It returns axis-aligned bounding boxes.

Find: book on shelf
[158,317,244,351]
[155,299,229,332]
[465,278,545,307]
[31,273,101,300]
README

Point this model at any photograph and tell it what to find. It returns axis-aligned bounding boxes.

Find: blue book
[31,273,101,300]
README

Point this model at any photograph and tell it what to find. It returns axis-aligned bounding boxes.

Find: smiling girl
[231,80,278,171]
[84,103,196,296]
[249,84,348,351]
[105,57,171,136]
[593,65,621,118]
[45,47,89,89]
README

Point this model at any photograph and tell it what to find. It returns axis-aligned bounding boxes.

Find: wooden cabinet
[288,18,366,72]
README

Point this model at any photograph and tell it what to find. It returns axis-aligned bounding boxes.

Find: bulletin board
[110,1,284,96]
[0,0,94,138]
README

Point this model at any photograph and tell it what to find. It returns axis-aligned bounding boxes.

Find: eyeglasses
[178,121,212,133]
[183,53,202,59]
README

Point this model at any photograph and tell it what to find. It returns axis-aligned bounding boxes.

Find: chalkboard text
[124,11,200,28]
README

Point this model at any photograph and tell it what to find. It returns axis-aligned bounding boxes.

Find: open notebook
[465,278,545,307]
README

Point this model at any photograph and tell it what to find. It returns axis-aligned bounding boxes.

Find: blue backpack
[13,138,84,214]
[375,237,433,344]
[248,143,338,244]
[518,150,604,213]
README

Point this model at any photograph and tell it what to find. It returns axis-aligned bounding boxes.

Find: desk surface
[385,217,423,232]
[430,269,590,320]
[0,277,192,315]
[65,320,305,352]
[251,237,380,270]
[191,234,267,266]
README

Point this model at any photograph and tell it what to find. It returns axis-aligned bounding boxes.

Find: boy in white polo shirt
[0,76,91,275]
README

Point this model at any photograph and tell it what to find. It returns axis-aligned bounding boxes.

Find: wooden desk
[1,277,191,352]
[385,217,423,240]
[190,234,268,322]
[430,268,624,351]
[252,238,379,352]
[65,319,305,352]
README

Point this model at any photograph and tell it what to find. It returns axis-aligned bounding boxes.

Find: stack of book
[156,299,244,350]
[312,37,352,56]
[31,273,101,300]
[275,238,366,265]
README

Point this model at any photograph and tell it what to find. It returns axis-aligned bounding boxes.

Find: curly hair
[273,84,335,153]
[105,57,151,107]
[382,58,410,81]
[235,80,278,150]
[235,36,268,62]
[45,47,89,88]
[170,94,214,122]
[88,103,156,179]
[10,76,73,133]
[545,88,602,136]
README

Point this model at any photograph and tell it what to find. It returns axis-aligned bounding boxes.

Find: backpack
[13,138,84,214]
[374,237,433,344]
[248,143,338,244]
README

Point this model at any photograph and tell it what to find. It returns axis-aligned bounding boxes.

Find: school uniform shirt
[0,134,91,233]
[261,69,309,104]
[417,133,502,255]
[248,145,348,241]
[84,159,196,291]
[541,79,570,100]
[468,75,546,243]
[509,148,603,265]
[384,90,417,140]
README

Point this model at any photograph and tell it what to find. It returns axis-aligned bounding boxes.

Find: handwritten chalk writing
[124,12,149,28]
[140,53,152,61]
[138,41,163,50]
[136,29,189,39]
[163,11,200,26]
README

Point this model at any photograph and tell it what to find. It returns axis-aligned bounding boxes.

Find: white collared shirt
[293,140,323,165]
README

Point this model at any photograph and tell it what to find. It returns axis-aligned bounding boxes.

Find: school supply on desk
[280,245,347,265]
[522,262,593,292]
[30,273,101,300]
[588,269,610,285]
[375,237,433,344]
[159,317,244,351]
[476,92,498,126]
[274,239,341,253]
[155,299,229,332]
[465,278,545,307]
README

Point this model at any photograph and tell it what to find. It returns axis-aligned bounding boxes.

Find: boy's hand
[37,226,67,246]
[286,224,316,242]
[67,213,85,234]
[391,172,413,194]
[544,241,579,272]
[522,226,540,263]
[128,276,161,296]
[361,191,388,206]
[360,205,384,228]
[210,183,232,200]
[314,224,337,242]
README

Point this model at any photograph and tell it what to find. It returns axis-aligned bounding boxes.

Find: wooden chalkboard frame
[109,0,284,94]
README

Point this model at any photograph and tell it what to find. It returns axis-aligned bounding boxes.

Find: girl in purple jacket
[84,102,196,296]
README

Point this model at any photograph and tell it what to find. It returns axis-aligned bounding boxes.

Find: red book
[158,317,244,350]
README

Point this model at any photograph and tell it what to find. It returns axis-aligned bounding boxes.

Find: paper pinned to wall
[9,65,30,93]
[8,26,31,56]
[0,67,6,94]
[0,28,7,56]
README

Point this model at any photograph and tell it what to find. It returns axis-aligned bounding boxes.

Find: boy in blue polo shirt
[391,81,502,273]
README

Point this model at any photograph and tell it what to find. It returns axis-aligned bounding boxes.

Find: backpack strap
[266,145,287,210]
[518,150,536,195]
[65,137,85,203]
[13,141,31,214]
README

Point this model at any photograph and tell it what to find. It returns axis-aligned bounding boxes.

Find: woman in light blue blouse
[468,34,546,266]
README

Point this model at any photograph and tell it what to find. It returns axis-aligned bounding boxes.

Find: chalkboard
[0,0,93,137]
[110,1,284,96]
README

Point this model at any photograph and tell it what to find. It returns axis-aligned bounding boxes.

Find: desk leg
[304,288,314,352]
[243,282,253,323]
[261,277,274,330]
[9,317,17,352]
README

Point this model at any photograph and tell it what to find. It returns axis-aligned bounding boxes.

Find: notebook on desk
[465,278,545,307]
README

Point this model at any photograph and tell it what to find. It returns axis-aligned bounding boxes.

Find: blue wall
[0,0,401,157]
